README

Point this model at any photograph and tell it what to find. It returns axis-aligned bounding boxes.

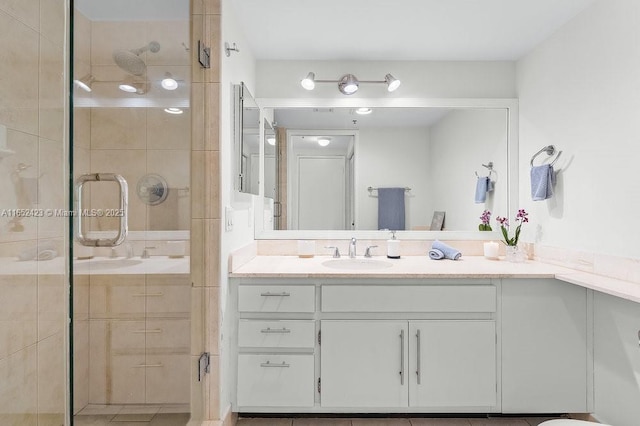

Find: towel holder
[368,186,411,193]
[475,161,496,178]
[530,145,562,167]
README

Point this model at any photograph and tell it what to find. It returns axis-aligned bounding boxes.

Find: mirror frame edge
[254,97,519,241]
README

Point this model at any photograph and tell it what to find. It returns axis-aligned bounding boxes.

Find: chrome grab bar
[74,173,128,247]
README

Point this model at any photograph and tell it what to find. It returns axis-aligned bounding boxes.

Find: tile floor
[236,416,565,426]
[74,404,189,426]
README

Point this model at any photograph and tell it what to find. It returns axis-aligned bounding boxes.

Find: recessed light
[161,72,178,90]
[119,83,137,93]
[355,108,372,115]
[164,107,183,115]
[318,138,331,147]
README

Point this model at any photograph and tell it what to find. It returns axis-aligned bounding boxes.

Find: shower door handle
[75,173,128,247]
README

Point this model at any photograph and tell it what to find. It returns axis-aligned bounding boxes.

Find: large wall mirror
[256,98,518,240]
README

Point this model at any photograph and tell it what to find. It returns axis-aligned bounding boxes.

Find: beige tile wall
[0,0,67,425]
[190,0,222,423]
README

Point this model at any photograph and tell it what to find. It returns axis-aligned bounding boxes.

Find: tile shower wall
[0,0,68,425]
[84,18,191,233]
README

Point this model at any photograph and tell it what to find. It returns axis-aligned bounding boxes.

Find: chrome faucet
[349,237,357,258]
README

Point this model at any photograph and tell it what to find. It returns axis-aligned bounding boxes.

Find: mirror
[233,82,260,194]
[258,100,518,239]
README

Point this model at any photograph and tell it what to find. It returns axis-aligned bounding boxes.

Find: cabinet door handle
[133,364,163,368]
[261,327,291,334]
[131,329,162,334]
[416,329,421,385]
[399,329,405,385]
[260,292,291,297]
[260,361,290,368]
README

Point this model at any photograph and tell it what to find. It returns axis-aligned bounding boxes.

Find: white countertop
[229,255,640,304]
[0,256,189,275]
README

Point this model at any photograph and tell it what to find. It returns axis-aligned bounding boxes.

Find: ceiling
[232,0,595,61]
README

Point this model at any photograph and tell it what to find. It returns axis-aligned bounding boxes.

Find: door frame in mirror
[255,97,518,240]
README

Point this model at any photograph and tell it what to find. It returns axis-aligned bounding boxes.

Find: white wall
[428,109,508,231]
[517,0,640,259]
[257,61,516,99]
[220,0,259,416]
[356,128,431,230]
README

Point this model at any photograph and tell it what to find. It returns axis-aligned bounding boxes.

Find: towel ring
[475,161,496,178]
[530,145,562,167]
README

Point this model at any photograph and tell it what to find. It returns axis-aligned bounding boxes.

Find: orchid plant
[478,210,492,231]
[496,209,529,246]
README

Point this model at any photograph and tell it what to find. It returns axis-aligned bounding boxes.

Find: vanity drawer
[237,354,315,407]
[238,320,316,348]
[238,285,315,313]
[322,285,496,313]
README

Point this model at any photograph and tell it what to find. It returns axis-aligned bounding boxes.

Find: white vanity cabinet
[321,320,408,408]
[501,279,588,413]
[593,292,640,426]
[320,320,496,409]
[320,284,497,410]
[235,284,317,409]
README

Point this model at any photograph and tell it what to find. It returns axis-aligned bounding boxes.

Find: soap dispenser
[387,231,400,259]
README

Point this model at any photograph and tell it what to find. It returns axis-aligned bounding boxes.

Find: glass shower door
[71,1,191,424]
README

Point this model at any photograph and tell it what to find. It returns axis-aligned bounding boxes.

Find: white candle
[483,241,499,259]
[298,240,316,258]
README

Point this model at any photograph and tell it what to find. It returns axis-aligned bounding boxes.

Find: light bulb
[164,107,183,115]
[317,138,330,147]
[355,108,372,115]
[161,76,178,90]
[301,72,315,90]
[267,137,276,146]
[119,84,137,93]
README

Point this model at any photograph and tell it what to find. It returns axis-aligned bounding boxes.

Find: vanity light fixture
[164,107,183,115]
[317,138,331,147]
[301,72,316,90]
[74,74,95,92]
[300,72,401,95]
[161,72,178,90]
[355,107,373,115]
[267,137,276,146]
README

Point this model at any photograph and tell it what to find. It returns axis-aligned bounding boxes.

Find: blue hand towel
[530,164,556,201]
[475,176,489,203]
[377,187,406,231]
[432,240,462,260]
[428,248,445,260]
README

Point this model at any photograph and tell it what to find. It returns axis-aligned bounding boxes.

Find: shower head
[112,41,161,76]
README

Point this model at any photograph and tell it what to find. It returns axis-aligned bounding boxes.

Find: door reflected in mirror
[266,107,508,232]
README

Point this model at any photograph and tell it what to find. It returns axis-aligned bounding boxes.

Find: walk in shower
[72,1,191,424]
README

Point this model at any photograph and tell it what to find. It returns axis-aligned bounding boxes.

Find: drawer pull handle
[260,361,290,368]
[261,327,291,334]
[133,364,163,368]
[260,292,291,297]
[132,293,164,297]
[131,329,163,334]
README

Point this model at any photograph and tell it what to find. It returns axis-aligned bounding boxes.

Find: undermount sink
[74,258,143,271]
[321,258,394,270]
